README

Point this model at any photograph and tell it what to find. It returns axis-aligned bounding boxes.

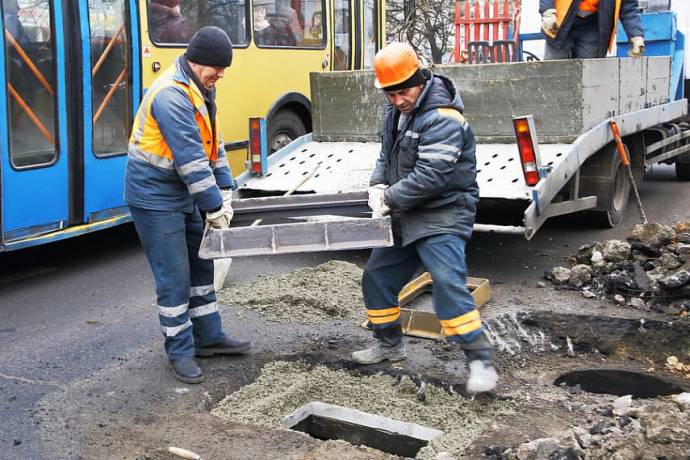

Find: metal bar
[198,216,392,258]
[7,83,55,145]
[4,28,53,95]
[231,191,369,225]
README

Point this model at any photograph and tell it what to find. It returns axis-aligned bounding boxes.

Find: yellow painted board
[362,276,491,341]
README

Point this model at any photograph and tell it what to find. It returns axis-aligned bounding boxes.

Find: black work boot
[169,357,204,384]
[195,336,252,357]
[461,330,498,394]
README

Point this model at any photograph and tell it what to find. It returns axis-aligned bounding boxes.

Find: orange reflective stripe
[609,0,622,53]
[366,307,401,324]
[439,310,482,337]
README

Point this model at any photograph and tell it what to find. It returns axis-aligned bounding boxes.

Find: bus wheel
[580,143,630,228]
[267,110,307,155]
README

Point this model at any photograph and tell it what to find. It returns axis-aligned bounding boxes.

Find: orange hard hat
[374,42,420,89]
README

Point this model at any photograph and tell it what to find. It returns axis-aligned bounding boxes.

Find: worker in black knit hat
[124,25,251,385]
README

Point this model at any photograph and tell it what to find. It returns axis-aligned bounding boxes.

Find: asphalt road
[0,164,688,460]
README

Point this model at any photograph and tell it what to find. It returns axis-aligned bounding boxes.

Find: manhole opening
[282,401,443,457]
[554,369,685,398]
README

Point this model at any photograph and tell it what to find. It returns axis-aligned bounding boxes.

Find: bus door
[82,0,139,223]
[331,0,380,70]
[1,0,68,246]
[0,0,139,250]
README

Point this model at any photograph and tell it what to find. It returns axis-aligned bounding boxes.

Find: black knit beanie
[381,68,426,92]
[185,26,233,67]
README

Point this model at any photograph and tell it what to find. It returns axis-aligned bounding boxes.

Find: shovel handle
[250,161,323,227]
[609,121,630,166]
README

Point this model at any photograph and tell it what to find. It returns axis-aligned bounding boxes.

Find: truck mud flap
[362,274,491,340]
[198,217,393,258]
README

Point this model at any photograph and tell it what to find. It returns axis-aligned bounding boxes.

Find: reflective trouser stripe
[189,301,218,318]
[162,320,192,337]
[366,306,401,324]
[439,309,482,337]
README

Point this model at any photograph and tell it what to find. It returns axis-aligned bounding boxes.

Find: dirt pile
[545,221,690,315]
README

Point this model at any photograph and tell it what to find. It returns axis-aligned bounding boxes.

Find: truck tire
[579,143,630,228]
[267,110,307,155]
[676,162,690,181]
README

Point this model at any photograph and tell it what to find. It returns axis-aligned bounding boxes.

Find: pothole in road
[554,369,686,398]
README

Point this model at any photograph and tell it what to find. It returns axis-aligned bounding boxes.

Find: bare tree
[387,0,518,65]
[386,0,457,64]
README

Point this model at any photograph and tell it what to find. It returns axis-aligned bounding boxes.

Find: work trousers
[544,14,600,60]
[130,206,226,360]
[362,233,484,346]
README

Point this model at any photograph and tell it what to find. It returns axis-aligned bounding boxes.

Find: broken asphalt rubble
[545,221,690,316]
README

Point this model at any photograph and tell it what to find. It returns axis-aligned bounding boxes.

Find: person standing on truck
[540,0,645,60]
[352,42,499,395]
[124,26,251,384]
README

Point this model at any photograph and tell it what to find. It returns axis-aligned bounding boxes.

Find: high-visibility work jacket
[125,56,234,213]
[540,0,644,57]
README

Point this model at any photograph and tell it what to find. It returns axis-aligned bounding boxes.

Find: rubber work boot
[351,342,407,364]
[461,331,498,395]
[195,336,252,357]
[169,357,204,384]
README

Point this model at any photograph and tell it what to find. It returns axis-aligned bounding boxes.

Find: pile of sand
[218,260,366,324]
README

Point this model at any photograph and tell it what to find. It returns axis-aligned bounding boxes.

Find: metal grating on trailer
[235,136,572,203]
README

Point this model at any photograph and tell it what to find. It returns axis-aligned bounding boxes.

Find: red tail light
[248,117,267,174]
[513,116,541,186]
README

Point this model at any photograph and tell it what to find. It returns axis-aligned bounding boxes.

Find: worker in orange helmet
[352,42,498,395]
[540,0,645,60]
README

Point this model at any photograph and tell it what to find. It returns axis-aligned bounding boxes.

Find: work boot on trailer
[351,342,407,364]
[461,331,498,395]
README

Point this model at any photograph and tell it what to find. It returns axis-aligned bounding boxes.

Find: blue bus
[1,0,383,252]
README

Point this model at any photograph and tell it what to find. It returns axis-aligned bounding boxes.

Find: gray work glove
[368,184,391,218]
[541,8,558,34]
[205,204,231,229]
[220,188,234,222]
[628,36,645,58]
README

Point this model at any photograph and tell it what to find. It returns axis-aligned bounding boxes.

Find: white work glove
[541,9,558,34]
[220,188,234,222]
[628,36,645,58]
[368,184,391,218]
[205,205,231,229]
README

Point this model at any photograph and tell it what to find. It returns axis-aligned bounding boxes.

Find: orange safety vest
[129,63,219,166]
[546,0,622,52]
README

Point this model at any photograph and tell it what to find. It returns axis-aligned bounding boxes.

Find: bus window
[362,0,377,68]
[253,0,324,48]
[333,0,351,69]
[3,0,57,168]
[89,0,131,156]
[147,0,249,47]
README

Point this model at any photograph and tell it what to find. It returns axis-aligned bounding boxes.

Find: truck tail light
[248,117,267,175]
[513,115,542,186]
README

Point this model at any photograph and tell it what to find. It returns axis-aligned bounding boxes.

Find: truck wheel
[267,110,306,155]
[676,162,690,181]
[579,143,630,228]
